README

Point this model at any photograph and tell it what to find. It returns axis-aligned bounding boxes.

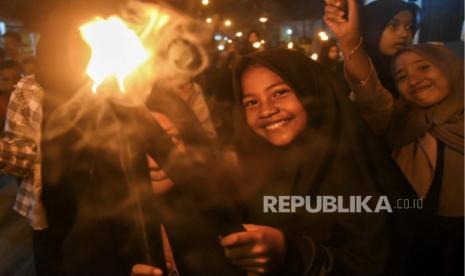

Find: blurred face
[23,62,36,76]
[394,51,449,108]
[146,112,185,195]
[3,36,20,56]
[248,32,259,43]
[241,65,308,146]
[0,68,21,93]
[328,46,340,61]
[379,10,414,56]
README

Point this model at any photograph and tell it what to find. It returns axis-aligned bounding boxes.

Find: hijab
[233,48,417,274]
[389,44,464,216]
[361,0,420,97]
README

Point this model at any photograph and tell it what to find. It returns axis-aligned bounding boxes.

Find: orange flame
[79,7,170,94]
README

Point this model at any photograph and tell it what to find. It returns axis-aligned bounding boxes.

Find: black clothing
[233,48,418,275]
[360,0,420,97]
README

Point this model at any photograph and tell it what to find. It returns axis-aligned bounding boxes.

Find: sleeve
[0,83,40,176]
[277,213,389,276]
[345,59,395,135]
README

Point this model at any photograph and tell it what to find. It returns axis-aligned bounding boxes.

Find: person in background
[22,56,37,76]
[318,39,350,94]
[2,32,27,63]
[326,0,463,274]
[0,48,5,63]
[325,0,419,98]
[0,60,22,132]
[239,30,263,55]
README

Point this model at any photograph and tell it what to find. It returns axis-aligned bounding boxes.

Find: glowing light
[259,17,268,23]
[224,20,232,27]
[235,31,243,37]
[214,34,223,41]
[311,53,318,60]
[80,16,151,93]
[228,39,233,44]
[223,36,229,41]
[206,17,212,24]
[287,42,294,49]
[218,44,225,51]
[253,42,262,49]
[260,40,266,44]
[286,28,293,35]
[201,0,209,6]
[318,31,329,41]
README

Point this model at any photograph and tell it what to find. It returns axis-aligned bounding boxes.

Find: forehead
[394,51,425,69]
[392,10,414,22]
[241,64,284,89]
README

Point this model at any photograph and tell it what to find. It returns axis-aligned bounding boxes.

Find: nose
[258,100,279,119]
[408,73,421,86]
[397,26,410,39]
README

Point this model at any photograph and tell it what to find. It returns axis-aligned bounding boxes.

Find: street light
[201,0,209,6]
[259,17,268,23]
[286,28,293,35]
[287,42,294,49]
[311,53,318,60]
[224,20,232,27]
[235,31,243,37]
[218,44,225,51]
[206,17,212,24]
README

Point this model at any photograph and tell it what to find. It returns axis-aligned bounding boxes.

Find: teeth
[266,120,288,130]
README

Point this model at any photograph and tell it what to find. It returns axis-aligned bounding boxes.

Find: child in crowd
[219,48,416,275]
[325,0,419,97]
[325,0,463,274]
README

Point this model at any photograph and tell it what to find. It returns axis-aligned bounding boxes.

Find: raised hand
[220,224,286,274]
[324,0,361,48]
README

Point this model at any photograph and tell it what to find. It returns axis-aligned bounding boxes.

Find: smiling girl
[222,48,416,275]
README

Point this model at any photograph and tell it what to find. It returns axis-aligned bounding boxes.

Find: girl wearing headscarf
[390,44,463,275]
[222,48,417,275]
[325,0,419,98]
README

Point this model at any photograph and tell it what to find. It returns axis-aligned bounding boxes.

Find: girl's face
[394,51,449,108]
[241,65,308,146]
[379,10,414,56]
[328,46,340,61]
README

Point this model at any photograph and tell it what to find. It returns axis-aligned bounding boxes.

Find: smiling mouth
[265,119,291,130]
[411,85,432,96]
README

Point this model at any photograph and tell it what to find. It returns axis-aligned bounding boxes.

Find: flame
[79,7,170,94]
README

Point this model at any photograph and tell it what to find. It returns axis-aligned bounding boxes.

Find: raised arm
[324,0,394,134]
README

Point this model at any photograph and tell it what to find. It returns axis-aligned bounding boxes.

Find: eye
[396,74,407,82]
[419,64,430,71]
[273,89,289,97]
[243,99,258,108]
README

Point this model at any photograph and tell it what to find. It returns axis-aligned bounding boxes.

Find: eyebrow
[242,81,287,99]
[394,59,425,75]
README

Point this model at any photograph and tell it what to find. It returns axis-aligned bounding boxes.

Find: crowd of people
[0,0,463,275]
